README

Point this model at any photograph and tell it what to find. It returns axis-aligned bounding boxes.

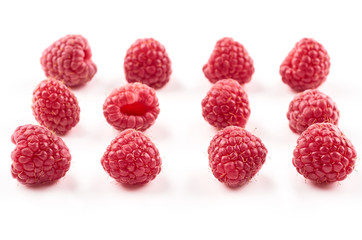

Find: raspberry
[124,38,172,89]
[41,34,97,87]
[201,79,250,129]
[280,38,330,92]
[103,83,160,131]
[10,124,71,185]
[32,78,80,135]
[101,129,162,185]
[203,37,254,85]
[208,126,267,187]
[287,89,339,134]
[293,123,357,183]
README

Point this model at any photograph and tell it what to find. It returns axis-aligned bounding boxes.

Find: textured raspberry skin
[103,83,160,131]
[10,124,71,185]
[280,38,330,92]
[203,37,254,85]
[32,78,80,135]
[201,79,250,129]
[124,38,172,89]
[41,34,97,87]
[293,123,357,183]
[208,126,267,187]
[101,129,162,185]
[287,89,339,134]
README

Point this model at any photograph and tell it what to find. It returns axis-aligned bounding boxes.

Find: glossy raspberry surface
[293,123,356,183]
[208,126,267,187]
[103,83,160,131]
[32,78,80,135]
[203,37,254,85]
[201,79,250,129]
[124,38,172,89]
[41,34,97,87]
[280,38,330,92]
[101,129,162,185]
[11,124,71,185]
[287,89,339,134]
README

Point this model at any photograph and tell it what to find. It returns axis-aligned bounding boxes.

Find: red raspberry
[124,38,172,89]
[201,79,250,129]
[203,37,254,85]
[280,38,330,92]
[32,78,80,135]
[208,126,267,187]
[10,124,71,185]
[293,123,357,183]
[103,83,160,131]
[101,129,162,185]
[287,89,339,134]
[41,34,97,87]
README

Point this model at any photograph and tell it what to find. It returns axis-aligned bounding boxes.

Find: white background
[1,0,362,239]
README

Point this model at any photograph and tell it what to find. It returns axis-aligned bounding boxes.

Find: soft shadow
[309,181,339,191]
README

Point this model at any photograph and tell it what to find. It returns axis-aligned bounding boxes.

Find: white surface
[1,0,362,239]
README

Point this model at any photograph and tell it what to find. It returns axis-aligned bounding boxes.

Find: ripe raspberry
[11,124,71,185]
[124,38,172,89]
[32,78,80,135]
[101,129,162,185]
[203,37,254,85]
[280,38,330,92]
[201,79,250,129]
[208,126,267,187]
[41,34,97,87]
[293,123,357,183]
[103,83,160,131]
[287,89,339,134]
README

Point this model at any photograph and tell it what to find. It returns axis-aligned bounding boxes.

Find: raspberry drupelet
[101,129,162,185]
[32,78,80,135]
[201,79,250,129]
[203,37,254,85]
[293,123,357,183]
[280,38,330,92]
[208,126,268,187]
[10,124,71,185]
[41,34,97,87]
[124,38,172,89]
[287,89,339,134]
[103,83,160,131]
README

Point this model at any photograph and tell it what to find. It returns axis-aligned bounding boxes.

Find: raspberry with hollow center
[10,124,71,185]
[287,89,339,134]
[41,34,97,87]
[203,37,254,85]
[201,79,250,129]
[101,129,162,185]
[280,38,330,92]
[103,83,160,131]
[124,38,172,89]
[32,78,80,135]
[208,126,268,187]
[293,123,357,183]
